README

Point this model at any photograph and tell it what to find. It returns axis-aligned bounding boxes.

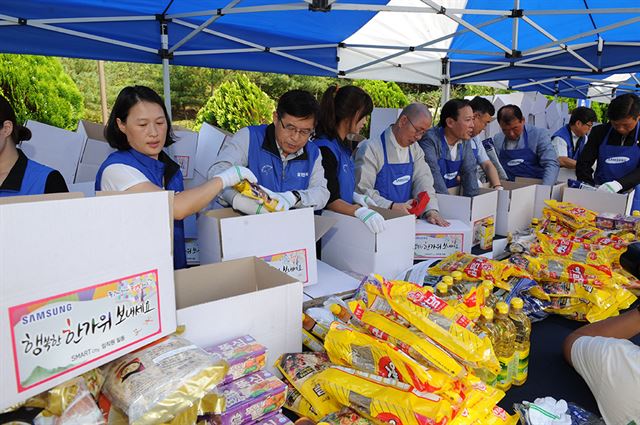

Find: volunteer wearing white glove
[96,86,256,269]
[312,85,386,234]
[208,89,330,215]
[577,94,640,209]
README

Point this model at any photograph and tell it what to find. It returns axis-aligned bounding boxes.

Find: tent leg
[440,57,451,106]
[160,19,172,120]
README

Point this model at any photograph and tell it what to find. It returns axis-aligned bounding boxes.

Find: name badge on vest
[507,159,525,167]
[444,172,458,180]
[392,175,411,186]
[605,156,630,165]
[297,172,309,178]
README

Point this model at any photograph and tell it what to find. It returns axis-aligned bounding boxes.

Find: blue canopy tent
[1,0,639,109]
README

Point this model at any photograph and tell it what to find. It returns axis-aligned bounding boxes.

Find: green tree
[354,80,408,108]
[196,73,274,133]
[0,54,83,129]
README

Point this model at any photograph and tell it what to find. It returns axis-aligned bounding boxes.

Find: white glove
[597,180,623,193]
[353,192,378,208]
[219,188,239,206]
[213,165,258,188]
[495,186,504,190]
[262,188,297,211]
[231,194,269,215]
[355,207,386,234]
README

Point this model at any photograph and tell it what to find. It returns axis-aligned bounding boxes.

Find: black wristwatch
[292,190,302,206]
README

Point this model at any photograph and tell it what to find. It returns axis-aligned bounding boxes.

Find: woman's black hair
[316,85,373,141]
[105,85,175,150]
[438,98,471,128]
[0,95,31,144]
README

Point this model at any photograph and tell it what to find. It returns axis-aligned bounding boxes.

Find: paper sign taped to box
[260,249,309,283]
[415,233,464,259]
[9,270,162,393]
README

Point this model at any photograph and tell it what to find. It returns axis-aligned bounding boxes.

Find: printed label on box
[9,270,162,393]
[472,215,495,249]
[174,155,191,179]
[185,239,200,265]
[260,249,308,283]
[415,233,464,259]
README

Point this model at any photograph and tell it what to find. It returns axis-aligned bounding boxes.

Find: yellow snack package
[316,366,455,425]
[536,233,614,268]
[453,285,484,321]
[428,252,530,291]
[381,280,500,375]
[350,301,466,379]
[275,352,341,418]
[473,406,519,425]
[539,281,617,310]
[520,255,612,288]
[233,179,279,212]
[283,379,324,421]
[324,321,452,394]
[544,297,589,321]
[543,200,597,229]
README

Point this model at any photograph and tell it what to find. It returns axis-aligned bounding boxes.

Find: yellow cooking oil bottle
[474,306,499,386]
[509,297,531,386]
[494,301,516,391]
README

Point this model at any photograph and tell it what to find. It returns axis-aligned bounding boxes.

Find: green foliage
[170,66,228,119]
[196,74,274,133]
[249,72,338,100]
[354,80,408,108]
[0,54,83,129]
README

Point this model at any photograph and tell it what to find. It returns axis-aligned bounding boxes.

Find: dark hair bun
[16,125,32,142]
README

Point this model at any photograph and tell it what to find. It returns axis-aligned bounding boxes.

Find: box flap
[371,206,409,220]
[0,192,84,205]
[174,257,298,309]
[515,177,543,185]
[314,214,336,242]
[79,120,107,141]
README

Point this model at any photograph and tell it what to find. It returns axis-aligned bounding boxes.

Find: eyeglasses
[278,118,315,138]
[405,116,427,137]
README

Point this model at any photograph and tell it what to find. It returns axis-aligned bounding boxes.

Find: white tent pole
[512,0,520,52]
[160,19,171,120]
[440,57,450,106]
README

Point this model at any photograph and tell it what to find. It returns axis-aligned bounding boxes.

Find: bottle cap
[481,280,493,289]
[329,304,342,315]
[531,218,539,225]
[442,276,453,285]
[486,217,494,225]
[550,215,557,222]
[481,307,494,320]
[436,282,448,293]
[633,210,640,217]
[510,297,524,310]
[451,271,463,281]
[496,302,509,314]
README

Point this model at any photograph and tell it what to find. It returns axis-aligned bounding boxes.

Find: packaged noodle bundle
[234,179,280,212]
[319,407,375,425]
[453,285,484,321]
[428,252,530,291]
[324,321,452,394]
[204,335,267,385]
[275,353,341,418]
[544,297,589,321]
[543,200,597,230]
[101,335,227,425]
[254,412,294,425]
[381,280,500,375]
[350,301,466,379]
[518,255,612,288]
[33,378,105,425]
[539,281,617,310]
[535,233,614,268]
[316,366,455,425]
[282,379,323,421]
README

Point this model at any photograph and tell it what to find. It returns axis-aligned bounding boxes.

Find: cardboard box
[174,257,302,374]
[494,181,538,236]
[168,129,198,179]
[303,260,360,300]
[76,120,114,165]
[0,192,176,409]
[321,208,415,279]
[22,120,85,186]
[436,191,498,248]
[74,162,100,183]
[369,108,401,140]
[562,187,636,215]
[68,181,96,197]
[198,208,334,285]
[515,177,566,218]
[415,218,472,260]
[196,123,231,177]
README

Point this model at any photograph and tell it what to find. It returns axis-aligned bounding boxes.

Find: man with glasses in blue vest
[210,90,330,214]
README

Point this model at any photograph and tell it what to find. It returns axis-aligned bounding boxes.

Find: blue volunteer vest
[247,124,318,192]
[0,155,54,197]
[437,127,463,189]
[552,124,585,160]
[314,137,355,204]
[499,128,546,181]
[95,149,187,269]
[374,131,414,203]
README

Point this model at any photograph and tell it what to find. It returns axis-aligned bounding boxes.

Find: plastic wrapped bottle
[450,271,466,299]
[509,297,531,386]
[482,280,498,309]
[494,302,516,391]
[474,307,499,386]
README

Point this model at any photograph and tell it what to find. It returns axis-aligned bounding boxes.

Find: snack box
[595,212,621,231]
[253,412,294,425]
[205,335,267,384]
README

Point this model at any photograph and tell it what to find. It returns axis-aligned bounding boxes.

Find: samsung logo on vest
[443,172,458,180]
[392,175,411,186]
[261,165,273,174]
[507,159,525,167]
[605,156,630,165]
[297,172,309,178]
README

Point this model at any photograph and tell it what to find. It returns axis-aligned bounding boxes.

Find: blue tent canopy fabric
[1,1,639,99]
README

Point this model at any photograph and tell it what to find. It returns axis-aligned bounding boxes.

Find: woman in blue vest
[95,86,256,269]
[0,95,68,196]
[314,85,385,233]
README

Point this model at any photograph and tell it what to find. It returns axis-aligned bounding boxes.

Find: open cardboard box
[562,187,636,215]
[174,257,302,373]
[0,192,176,409]
[492,180,538,236]
[195,123,231,177]
[76,120,114,166]
[515,177,565,217]
[198,207,335,285]
[415,218,472,260]
[321,207,415,279]
[168,128,198,180]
